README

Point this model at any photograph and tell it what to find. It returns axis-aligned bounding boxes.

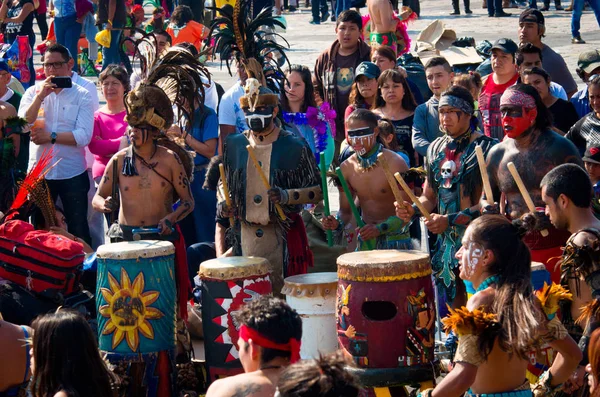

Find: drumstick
[377,152,405,209]
[335,167,375,251]
[219,163,235,227]
[320,152,333,247]
[475,145,494,204]
[393,172,432,221]
[246,145,287,221]
[506,162,549,237]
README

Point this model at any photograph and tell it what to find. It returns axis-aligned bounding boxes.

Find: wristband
[375,216,404,235]
[411,203,421,219]
[334,212,345,230]
[447,208,480,227]
[108,19,113,25]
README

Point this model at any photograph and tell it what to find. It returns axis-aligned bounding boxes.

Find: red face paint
[501,106,534,138]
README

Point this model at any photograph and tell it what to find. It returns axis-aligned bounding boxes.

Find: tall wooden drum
[96,241,176,397]
[199,256,272,383]
[282,272,338,359]
[337,250,437,391]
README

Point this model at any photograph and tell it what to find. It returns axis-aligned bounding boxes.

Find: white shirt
[218,81,248,133]
[0,87,14,102]
[19,82,94,180]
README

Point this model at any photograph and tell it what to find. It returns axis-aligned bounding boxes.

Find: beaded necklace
[476,275,500,293]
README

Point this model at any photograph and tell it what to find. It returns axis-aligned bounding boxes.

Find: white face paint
[348,133,376,155]
[464,241,484,279]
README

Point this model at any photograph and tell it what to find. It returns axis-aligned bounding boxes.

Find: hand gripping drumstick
[393,172,432,221]
[506,162,549,237]
[475,145,494,204]
[377,153,405,210]
[246,145,287,221]
[319,152,334,247]
[218,163,235,227]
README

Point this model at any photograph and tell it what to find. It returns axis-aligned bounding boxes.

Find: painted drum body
[96,240,176,397]
[199,256,272,384]
[531,261,551,291]
[282,272,338,359]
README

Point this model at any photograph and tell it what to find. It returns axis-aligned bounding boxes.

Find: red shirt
[478,72,518,141]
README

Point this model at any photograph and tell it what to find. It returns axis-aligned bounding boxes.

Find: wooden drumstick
[393,172,432,221]
[475,145,494,204]
[506,162,549,237]
[218,163,235,227]
[377,153,405,209]
[246,145,287,221]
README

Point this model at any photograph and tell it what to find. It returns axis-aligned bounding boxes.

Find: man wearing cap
[206,296,302,397]
[483,84,582,283]
[571,50,600,118]
[571,0,600,45]
[478,38,519,140]
[518,8,578,97]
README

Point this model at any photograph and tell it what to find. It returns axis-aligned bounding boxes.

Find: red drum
[336,250,437,390]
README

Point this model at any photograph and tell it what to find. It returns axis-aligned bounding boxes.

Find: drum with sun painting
[96,240,176,397]
[336,250,438,394]
[199,256,272,384]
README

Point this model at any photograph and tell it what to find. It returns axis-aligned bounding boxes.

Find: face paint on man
[129,126,152,148]
[245,106,275,133]
[347,126,376,155]
[500,105,535,139]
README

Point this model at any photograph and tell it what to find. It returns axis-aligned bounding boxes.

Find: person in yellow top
[166,5,208,52]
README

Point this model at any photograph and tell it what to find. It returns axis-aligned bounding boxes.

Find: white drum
[281,272,338,359]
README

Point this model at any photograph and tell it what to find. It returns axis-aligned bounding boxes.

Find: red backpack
[0,220,85,298]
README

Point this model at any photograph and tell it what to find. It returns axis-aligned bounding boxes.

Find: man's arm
[92,154,119,213]
[411,104,432,157]
[164,155,195,225]
[186,111,219,158]
[428,362,477,397]
[107,0,116,28]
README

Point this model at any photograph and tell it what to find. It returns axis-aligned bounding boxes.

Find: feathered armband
[535,283,572,342]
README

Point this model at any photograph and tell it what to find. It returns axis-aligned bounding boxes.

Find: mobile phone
[51,76,72,88]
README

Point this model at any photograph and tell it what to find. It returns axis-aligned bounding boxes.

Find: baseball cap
[0,60,9,73]
[584,146,600,165]
[578,50,600,75]
[519,8,545,25]
[355,62,381,81]
[491,38,519,56]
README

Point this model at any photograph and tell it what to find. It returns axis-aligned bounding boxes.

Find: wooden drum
[199,256,272,383]
[282,272,338,359]
[336,250,437,390]
[96,240,176,397]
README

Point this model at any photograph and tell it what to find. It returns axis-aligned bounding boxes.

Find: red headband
[239,325,301,363]
[132,5,143,13]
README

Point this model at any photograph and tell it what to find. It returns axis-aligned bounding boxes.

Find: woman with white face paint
[418,214,582,397]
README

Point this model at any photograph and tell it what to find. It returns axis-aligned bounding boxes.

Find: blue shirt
[190,105,218,166]
[53,0,76,17]
[571,85,591,119]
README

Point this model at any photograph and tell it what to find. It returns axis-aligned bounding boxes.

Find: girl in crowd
[416,215,581,397]
[30,310,116,397]
[281,64,334,168]
[453,72,483,108]
[88,65,130,185]
[166,4,208,52]
[371,45,425,104]
[522,67,580,135]
[567,75,600,156]
[145,6,168,33]
[345,61,380,119]
[372,69,418,166]
[377,118,410,166]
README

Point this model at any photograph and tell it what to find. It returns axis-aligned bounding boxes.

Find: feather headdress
[209,0,289,93]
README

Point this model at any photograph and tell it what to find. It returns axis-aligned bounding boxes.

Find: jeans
[191,168,217,243]
[101,24,123,71]
[186,242,216,285]
[312,0,328,21]
[335,0,348,17]
[35,11,49,40]
[47,171,92,245]
[487,0,503,15]
[572,0,600,36]
[54,14,82,71]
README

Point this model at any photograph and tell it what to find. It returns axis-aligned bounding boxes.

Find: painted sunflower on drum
[99,268,164,351]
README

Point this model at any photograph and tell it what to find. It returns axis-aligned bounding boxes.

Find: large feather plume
[209,0,289,92]
[442,305,499,337]
[535,282,573,318]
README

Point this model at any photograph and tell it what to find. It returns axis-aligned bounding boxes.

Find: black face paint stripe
[347,127,373,137]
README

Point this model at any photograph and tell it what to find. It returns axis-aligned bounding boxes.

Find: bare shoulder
[52,391,69,397]
[572,230,600,248]
[206,373,273,397]
[466,289,495,312]
[0,101,16,118]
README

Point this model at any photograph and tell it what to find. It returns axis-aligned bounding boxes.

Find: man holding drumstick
[482,84,582,284]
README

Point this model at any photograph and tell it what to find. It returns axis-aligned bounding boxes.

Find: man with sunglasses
[482,84,582,284]
[18,43,94,245]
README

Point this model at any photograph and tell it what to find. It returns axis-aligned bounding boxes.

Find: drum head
[337,250,431,282]
[531,261,546,272]
[281,272,338,297]
[97,240,175,259]
[199,256,270,280]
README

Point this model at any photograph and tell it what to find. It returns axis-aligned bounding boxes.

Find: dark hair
[377,118,399,152]
[515,42,543,66]
[234,296,302,364]
[203,155,223,191]
[170,5,194,27]
[148,7,165,31]
[373,69,417,111]
[453,72,482,94]
[372,45,396,62]
[45,43,71,62]
[277,352,360,397]
[154,29,173,45]
[508,84,553,131]
[31,310,115,397]
[522,66,550,82]
[348,76,377,109]
[99,64,131,93]
[31,206,64,230]
[589,328,600,397]
[424,56,452,73]
[467,215,543,360]
[346,108,379,129]
[441,85,479,129]
[540,163,592,208]
[336,10,362,30]
[281,65,317,113]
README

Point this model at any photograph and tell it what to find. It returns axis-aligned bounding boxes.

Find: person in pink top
[88,64,129,183]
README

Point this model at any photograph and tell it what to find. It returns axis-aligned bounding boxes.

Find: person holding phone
[18,43,94,245]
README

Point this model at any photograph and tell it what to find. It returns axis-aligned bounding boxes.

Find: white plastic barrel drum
[281,272,338,359]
